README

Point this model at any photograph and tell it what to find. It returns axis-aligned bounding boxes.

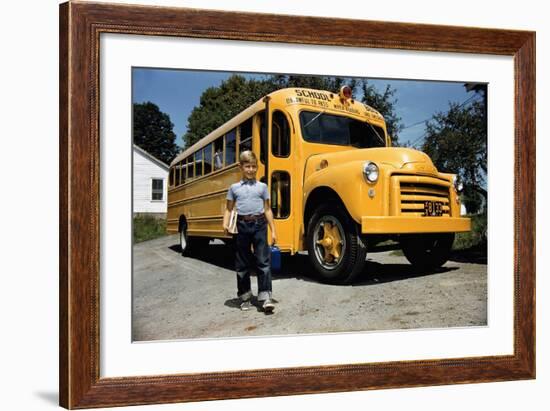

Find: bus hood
[305,147,439,176]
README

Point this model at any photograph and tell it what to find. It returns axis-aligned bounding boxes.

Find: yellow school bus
[167,86,471,283]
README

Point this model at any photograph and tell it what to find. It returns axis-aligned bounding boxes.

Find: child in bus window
[214,149,223,170]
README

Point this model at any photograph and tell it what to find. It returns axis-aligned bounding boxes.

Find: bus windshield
[299,110,386,148]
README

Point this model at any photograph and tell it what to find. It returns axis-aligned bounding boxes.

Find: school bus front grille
[390,175,451,217]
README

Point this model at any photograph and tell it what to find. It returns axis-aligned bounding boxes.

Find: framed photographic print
[130,67,488,342]
[59,1,535,408]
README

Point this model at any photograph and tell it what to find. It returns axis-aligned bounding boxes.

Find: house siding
[133,147,169,215]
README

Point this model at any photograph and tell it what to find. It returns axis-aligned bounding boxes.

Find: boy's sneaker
[262,299,275,313]
[240,300,252,311]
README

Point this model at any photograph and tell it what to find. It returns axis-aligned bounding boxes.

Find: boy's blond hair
[239,150,257,164]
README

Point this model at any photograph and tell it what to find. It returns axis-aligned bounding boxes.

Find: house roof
[133,144,170,171]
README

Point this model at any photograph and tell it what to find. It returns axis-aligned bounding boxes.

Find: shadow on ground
[224,296,280,313]
[168,241,458,287]
[449,246,487,264]
[353,261,458,286]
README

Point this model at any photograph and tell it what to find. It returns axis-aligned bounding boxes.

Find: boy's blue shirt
[227,179,269,215]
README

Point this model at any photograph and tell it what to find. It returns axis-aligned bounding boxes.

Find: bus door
[266,109,295,253]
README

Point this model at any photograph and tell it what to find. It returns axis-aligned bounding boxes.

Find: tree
[183,75,276,147]
[183,74,402,148]
[270,74,357,94]
[133,102,179,164]
[360,81,403,145]
[421,100,487,212]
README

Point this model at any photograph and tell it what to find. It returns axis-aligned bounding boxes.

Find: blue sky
[132,68,483,148]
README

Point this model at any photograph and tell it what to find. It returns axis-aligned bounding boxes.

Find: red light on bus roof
[339,85,352,100]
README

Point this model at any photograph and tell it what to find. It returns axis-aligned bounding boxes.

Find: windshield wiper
[303,111,325,129]
[366,122,386,146]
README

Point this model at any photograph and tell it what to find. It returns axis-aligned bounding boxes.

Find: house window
[152,178,164,201]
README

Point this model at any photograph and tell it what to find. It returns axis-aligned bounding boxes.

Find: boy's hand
[271,231,277,245]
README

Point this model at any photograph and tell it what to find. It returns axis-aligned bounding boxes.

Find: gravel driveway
[132,235,487,341]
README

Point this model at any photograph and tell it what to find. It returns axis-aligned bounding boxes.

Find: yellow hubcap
[316,222,343,263]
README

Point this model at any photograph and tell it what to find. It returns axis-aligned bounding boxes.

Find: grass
[453,213,487,251]
[133,215,168,243]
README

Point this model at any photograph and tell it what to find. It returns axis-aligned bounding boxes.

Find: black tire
[179,221,210,255]
[306,202,367,284]
[400,233,455,271]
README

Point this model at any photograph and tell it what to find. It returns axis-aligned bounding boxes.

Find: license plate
[424,201,443,216]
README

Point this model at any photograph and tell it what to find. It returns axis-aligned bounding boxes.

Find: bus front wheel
[306,203,367,284]
[400,233,455,271]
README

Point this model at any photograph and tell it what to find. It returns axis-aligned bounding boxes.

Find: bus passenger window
[259,111,266,164]
[169,168,175,187]
[213,137,223,170]
[225,129,236,165]
[175,161,181,186]
[271,171,290,219]
[272,111,291,157]
[239,118,253,153]
[187,156,194,179]
[195,150,203,177]
[181,158,187,184]
[204,143,212,174]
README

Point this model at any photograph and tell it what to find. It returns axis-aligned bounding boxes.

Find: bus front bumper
[361,216,471,234]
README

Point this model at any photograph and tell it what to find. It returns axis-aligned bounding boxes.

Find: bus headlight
[363,161,379,183]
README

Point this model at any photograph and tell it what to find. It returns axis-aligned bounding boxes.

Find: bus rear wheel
[400,233,455,271]
[306,203,367,284]
[179,222,210,255]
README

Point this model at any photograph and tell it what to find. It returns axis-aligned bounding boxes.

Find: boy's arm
[223,200,234,234]
[264,200,277,245]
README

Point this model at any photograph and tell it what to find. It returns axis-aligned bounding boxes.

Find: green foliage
[133,215,167,243]
[183,74,402,148]
[183,75,277,147]
[360,81,403,145]
[133,102,179,165]
[422,100,487,212]
[461,186,483,214]
[453,213,487,251]
[270,74,357,93]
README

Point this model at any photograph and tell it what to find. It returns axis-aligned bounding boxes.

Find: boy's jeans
[235,217,272,302]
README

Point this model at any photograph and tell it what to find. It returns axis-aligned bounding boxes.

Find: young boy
[223,151,277,313]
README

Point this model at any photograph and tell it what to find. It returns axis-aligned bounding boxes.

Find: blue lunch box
[270,245,281,272]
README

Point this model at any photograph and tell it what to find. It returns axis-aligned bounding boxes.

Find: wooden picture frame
[59,1,535,408]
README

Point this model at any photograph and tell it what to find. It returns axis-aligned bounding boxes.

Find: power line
[406,94,483,148]
[402,119,427,130]
[403,94,479,131]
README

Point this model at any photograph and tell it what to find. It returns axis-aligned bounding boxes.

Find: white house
[133,144,170,218]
